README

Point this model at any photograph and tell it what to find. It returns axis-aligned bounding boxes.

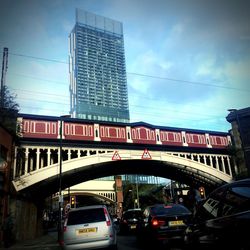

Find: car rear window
[151,205,190,216]
[123,211,143,219]
[67,208,106,225]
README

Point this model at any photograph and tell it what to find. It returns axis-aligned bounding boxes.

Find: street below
[118,234,183,250]
[7,231,184,250]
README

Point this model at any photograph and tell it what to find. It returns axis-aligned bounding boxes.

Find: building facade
[226,107,250,178]
[0,124,14,243]
[69,9,130,122]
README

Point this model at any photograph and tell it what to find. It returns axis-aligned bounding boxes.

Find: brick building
[0,123,15,243]
[226,107,250,178]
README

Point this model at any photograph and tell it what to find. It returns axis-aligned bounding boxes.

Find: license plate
[77,227,97,235]
[168,220,184,226]
[130,225,136,229]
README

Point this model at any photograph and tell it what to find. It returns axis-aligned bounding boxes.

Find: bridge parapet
[17,114,232,149]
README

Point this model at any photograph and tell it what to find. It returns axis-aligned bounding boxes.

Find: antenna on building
[1,47,9,108]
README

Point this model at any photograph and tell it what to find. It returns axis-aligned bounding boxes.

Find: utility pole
[135,175,140,209]
[58,117,63,243]
[1,48,8,108]
[58,115,70,244]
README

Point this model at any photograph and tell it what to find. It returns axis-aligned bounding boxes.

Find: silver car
[62,205,117,249]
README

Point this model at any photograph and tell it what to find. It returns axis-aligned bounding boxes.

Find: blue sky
[0,0,249,132]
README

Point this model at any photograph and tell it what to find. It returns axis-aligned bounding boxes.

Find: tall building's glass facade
[69,9,130,122]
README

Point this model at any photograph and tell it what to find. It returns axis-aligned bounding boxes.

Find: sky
[0,0,249,132]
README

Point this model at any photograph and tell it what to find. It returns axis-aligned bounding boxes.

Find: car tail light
[151,218,165,227]
[104,207,111,226]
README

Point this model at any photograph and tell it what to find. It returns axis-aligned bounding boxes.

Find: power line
[9,73,68,85]
[4,50,245,129]
[18,104,227,126]
[131,104,223,118]
[10,86,227,119]
[128,72,249,92]
[7,51,249,92]
[20,105,69,114]
[10,86,230,116]
[11,88,219,117]
[11,87,69,99]
[17,97,69,106]
[15,94,226,123]
[9,52,68,64]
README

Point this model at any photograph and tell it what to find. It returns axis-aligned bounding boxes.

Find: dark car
[136,204,192,246]
[184,178,250,250]
[119,209,143,234]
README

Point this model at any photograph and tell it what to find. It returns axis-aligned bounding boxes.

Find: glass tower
[69,9,130,122]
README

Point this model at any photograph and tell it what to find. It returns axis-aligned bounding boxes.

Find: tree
[123,181,165,211]
[0,85,19,133]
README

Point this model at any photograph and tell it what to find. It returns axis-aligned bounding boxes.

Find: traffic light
[70,196,76,208]
[199,187,206,199]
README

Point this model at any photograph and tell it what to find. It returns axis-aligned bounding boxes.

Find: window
[150,205,190,216]
[67,208,105,225]
[219,185,250,216]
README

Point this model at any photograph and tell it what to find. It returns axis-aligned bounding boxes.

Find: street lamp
[58,115,70,244]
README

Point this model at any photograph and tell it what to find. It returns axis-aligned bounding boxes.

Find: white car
[62,205,117,249]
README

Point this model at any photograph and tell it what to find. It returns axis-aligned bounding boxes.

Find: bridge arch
[67,192,116,204]
[12,148,234,198]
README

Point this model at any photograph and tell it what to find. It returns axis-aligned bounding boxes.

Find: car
[184,178,250,250]
[62,205,117,250]
[136,203,192,246]
[119,208,143,234]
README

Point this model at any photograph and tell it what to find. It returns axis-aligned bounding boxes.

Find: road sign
[112,151,121,160]
[141,149,151,160]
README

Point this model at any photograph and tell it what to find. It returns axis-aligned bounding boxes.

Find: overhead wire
[18,103,227,127]
[12,87,225,119]
[3,50,238,128]
[128,72,249,92]
[9,52,68,64]
[7,51,250,92]
[14,100,227,128]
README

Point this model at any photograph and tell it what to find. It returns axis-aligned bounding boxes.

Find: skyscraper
[69,9,130,122]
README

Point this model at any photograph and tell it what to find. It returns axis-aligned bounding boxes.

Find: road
[7,232,183,250]
[117,234,184,250]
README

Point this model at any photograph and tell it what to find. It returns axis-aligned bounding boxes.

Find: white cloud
[195,54,217,76]
[2,0,249,132]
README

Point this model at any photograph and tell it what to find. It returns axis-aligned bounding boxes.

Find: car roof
[207,178,250,197]
[148,203,181,208]
[214,178,250,191]
[228,178,250,186]
[68,205,107,212]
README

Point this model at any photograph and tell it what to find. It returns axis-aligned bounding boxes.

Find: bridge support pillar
[115,176,123,218]
[48,149,51,166]
[36,149,40,170]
